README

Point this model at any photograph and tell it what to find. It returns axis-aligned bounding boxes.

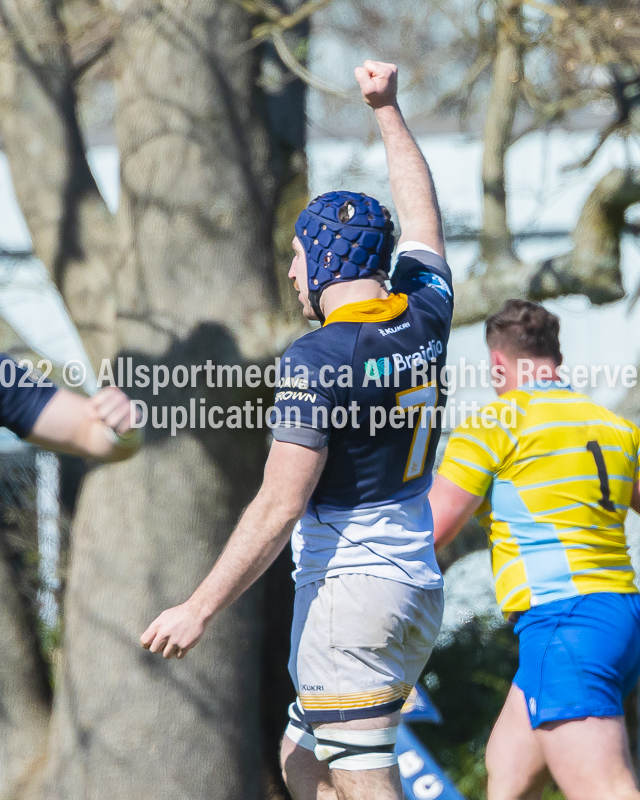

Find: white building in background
[1,130,640,630]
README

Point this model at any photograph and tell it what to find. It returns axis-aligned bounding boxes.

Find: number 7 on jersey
[396,383,438,481]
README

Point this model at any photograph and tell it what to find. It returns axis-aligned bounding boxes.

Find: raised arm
[354,60,445,256]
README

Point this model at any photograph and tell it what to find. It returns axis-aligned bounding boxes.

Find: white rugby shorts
[286,573,444,727]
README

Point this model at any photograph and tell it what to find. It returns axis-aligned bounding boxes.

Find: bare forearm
[434,523,462,552]
[29,418,140,461]
[375,104,444,254]
[27,387,141,461]
[430,475,483,552]
[86,425,141,462]
[141,440,326,659]
[187,494,298,622]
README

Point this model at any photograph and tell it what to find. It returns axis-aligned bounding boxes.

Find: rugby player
[0,354,140,459]
[430,299,640,800]
[141,59,452,800]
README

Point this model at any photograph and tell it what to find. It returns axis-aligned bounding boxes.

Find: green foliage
[38,617,62,690]
[39,618,62,655]
[415,615,564,799]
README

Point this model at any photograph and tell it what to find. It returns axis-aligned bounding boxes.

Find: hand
[140,601,207,659]
[89,386,138,436]
[354,60,398,109]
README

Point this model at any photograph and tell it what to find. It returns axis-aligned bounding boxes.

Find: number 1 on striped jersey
[396,384,438,482]
[586,440,616,512]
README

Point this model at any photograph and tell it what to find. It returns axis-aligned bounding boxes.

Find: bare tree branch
[245,0,335,42]
[454,168,633,326]
[523,0,568,21]
[514,81,603,144]
[563,119,626,171]
[425,53,493,119]
[270,29,351,98]
[68,13,119,78]
[231,0,347,98]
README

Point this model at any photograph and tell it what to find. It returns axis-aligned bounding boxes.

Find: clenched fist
[354,60,398,109]
[89,386,138,437]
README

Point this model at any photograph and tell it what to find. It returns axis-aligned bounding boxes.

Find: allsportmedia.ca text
[93,357,639,396]
[4,356,636,394]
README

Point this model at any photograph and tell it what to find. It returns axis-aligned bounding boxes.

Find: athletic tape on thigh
[285,700,316,751]
[314,726,398,771]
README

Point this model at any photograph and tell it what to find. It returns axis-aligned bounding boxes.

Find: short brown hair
[485,300,562,365]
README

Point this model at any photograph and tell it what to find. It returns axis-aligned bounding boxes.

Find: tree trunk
[254,12,309,795]
[479,0,523,270]
[39,1,283,797]
[258,26,310,324]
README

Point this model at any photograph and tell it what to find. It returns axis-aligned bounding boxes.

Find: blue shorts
[513,592,640,729]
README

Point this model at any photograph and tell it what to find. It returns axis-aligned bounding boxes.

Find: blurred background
[0,1,639,798]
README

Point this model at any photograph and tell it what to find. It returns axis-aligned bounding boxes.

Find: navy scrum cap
[294,190,395,323]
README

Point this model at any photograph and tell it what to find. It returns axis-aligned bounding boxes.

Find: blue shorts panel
[513,592,640,729]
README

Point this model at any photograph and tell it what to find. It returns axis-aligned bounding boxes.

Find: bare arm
[140,440,327,659]
[26,386,141,462]
[355,60,445,256]
[430,474,484,551]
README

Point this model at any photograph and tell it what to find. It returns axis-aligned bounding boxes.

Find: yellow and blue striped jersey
[438,381,640,613]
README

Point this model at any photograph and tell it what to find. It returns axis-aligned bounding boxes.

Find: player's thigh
[324,760,402,800]
[536,715,640,800]
[280,733,336,800]
[485,684,549,800]
[313,713,403,800]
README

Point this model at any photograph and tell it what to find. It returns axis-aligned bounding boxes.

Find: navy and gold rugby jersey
[271,245,453,508]
[0,354,58,438]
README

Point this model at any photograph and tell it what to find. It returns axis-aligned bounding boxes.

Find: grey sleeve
[271,423,329,449]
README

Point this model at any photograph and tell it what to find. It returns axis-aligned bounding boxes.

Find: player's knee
[485,747,522,800]
[486,765,542,800]
[314,725,398,771]
[485,736,499,779]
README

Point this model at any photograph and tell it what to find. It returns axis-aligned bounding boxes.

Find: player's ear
[489,349,500,369]
[490,349,508,372]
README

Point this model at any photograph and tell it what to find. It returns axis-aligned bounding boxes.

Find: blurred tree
[311,0,640,328]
